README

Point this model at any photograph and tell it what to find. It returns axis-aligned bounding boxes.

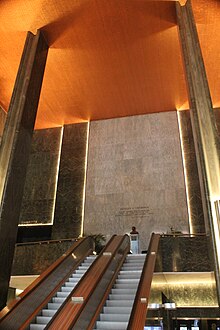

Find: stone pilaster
[0,30,48,309]
[176,0,220,304]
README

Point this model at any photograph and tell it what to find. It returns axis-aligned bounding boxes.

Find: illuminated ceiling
[0,0,219,129]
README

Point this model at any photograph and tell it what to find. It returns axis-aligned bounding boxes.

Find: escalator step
[47,302,62,310]
[41,309,56,317]
[61,286,72,292]
[114,283,138,289]
[116,278,139,284]
[95,321,128,329]
[56,291,69,298]
[106,300,134,307]
[52,297,66,303]
[100,313,130,322]
[30,325,46,330]
[111,288,137,294]
[36,316,52,324]
[103,306,132,314]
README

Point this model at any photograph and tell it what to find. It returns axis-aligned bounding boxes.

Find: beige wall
[84,112,189,250]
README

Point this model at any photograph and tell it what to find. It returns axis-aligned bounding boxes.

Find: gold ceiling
[0,0,219,129]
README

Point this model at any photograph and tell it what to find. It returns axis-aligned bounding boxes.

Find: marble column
[0,30,48,309]
[176,0,220,304]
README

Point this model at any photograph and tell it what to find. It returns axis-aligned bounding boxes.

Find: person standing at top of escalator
[130,226,139,235]
[130,226,139,254]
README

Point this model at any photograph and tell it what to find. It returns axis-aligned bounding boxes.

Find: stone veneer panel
[19,127,62,225]
[178,110,205,233]
[84,112,189,250]
[12,240,75,275]
[150,274,217,307]
[155,236,213,272]
[0,106,6,144]
[214,108,220,135]
[52,123,88,239]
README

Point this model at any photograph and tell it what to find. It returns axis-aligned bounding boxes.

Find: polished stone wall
[19,127,62,225]
[84,112,189,250]
[0,106,6,144]
[156,236,213,272]
[214,108,220,135]
[12,240,76,275]
[52,123,88,239]
[150,272,217,307]
[18,123,87,242]
[178,110,205,233]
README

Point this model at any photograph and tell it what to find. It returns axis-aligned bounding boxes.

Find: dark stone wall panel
[214,108,220,136]
[156,236,213,272]
[17,225,52,243]
[179,110,205,233]
[52,123,88,239]
[19,127,61,225]
[0,106,6,144]
[12,240,75,275]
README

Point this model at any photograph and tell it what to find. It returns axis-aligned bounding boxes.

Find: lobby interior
[0,0,220,328]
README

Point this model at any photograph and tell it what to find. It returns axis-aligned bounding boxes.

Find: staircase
[94,253,146,330]
[29,255,97,330]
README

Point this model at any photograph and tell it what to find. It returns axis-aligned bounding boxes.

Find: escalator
[0,233,160,330]
[30,255,96,330]
[94,254,146,330]
[0,237,95,330]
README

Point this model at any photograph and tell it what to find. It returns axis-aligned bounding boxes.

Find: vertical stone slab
[52,123,88,240]
[178,110,205,233]
[19,127,62,225]
[176,0,220,303]
[0,106,6,145]
[214,108,220,136]
[0,30,48,309]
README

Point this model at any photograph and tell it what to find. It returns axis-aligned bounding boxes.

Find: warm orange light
[179,0,187,5]
[0,0,188,130]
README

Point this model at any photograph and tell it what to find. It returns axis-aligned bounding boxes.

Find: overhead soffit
[0,1,219,129]
[0,0,188,129]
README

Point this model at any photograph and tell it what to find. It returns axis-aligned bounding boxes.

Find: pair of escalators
[0,234,159,330]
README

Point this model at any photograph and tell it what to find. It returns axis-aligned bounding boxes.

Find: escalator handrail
[46,234,130,330]
[17,238,83,300]
[0,236,94,329]
[127,233,160,330]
